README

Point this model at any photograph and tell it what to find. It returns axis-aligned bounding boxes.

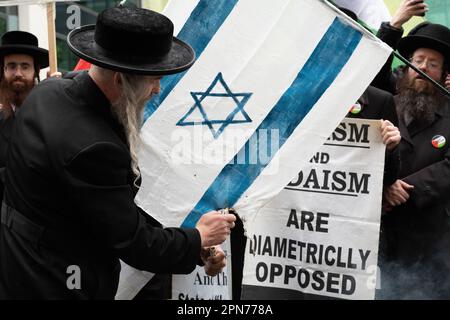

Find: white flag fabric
[136,0,392,235]
[333,0,391,30]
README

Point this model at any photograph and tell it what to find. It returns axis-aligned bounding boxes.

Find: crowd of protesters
[0,0,449,299]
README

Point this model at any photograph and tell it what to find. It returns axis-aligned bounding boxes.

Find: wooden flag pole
[46,1,58,74]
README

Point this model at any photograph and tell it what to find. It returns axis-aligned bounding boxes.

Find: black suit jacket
[0,71,201,299]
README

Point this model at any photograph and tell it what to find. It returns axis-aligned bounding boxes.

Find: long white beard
[111,75,151,186]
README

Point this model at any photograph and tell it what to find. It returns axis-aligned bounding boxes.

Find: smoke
[376,235,450,300]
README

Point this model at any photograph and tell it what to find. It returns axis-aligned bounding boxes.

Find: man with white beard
[0,6,236,299]
[372,1,450,299]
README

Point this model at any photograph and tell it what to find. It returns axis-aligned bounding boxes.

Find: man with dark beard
[372,3,450,299]
[0,31,49,116]
[0,6,236,299]
[0,31,50,205]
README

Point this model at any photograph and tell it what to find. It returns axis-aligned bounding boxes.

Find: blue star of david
[176,72,253,139]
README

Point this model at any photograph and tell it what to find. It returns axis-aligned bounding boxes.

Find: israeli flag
[136,0,392,231]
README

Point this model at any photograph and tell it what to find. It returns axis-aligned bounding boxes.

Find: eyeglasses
[4,63,33,74]
[409,57,443,71]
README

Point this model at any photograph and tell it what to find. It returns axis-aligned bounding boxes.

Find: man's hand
[381,120,401,151]
[201,246,227,277]
[390,0,428,29]
[46,71,62,78]
[196,211,236,247]
[445,74,450,91]
[383,179,414,207]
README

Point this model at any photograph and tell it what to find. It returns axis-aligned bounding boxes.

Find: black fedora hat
[398,22,450,70]
[67,6,195,76]
[0,31,49,68]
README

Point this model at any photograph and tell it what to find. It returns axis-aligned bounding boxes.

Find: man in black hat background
[0,31,64,210]
[0,6,236,299]
[0,31,50,117]
[370,0,450,299]
[0,31,51,206]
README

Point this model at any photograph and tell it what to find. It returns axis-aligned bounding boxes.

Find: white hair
[111,72,151,187]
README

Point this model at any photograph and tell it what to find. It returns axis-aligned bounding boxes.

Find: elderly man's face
[3,54,35,92]
[407,47,445,92]
[143,75,162,101]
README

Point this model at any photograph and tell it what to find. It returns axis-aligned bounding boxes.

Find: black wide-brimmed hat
[0,31,49,68]
[398,22,450,70]
[67,6,195,75]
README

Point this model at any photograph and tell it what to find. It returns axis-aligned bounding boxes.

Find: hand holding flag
[195,211,236,247]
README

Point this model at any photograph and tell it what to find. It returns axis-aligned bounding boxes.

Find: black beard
[395,89,439,126]
[396,75,445,126]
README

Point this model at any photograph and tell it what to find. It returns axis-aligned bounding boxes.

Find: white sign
[241,118,385,300]
[172,239,232,300]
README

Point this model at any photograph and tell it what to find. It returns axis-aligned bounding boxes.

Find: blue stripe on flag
[181,17,363,228]
[143,0,239,121]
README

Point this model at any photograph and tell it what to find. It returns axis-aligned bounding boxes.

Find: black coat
[346,86,399,125]
[371,22,450,298]
[378,97,450,299]
[0,111,13,205]
[382,98,450,262]
[346,86,400,186]
[0,71,202,299]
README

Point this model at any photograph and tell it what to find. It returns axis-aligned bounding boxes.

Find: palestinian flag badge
[431,135,446,149]
[349,103,362,115]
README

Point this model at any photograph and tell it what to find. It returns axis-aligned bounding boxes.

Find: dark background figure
[371,0,445,94]
[0,31,49,207]
[371,0,450,299]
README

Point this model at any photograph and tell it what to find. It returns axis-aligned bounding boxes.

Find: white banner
[333,0,391,30]
[115,261,154,300]
[241,118,385,300]
[172,239,232,300]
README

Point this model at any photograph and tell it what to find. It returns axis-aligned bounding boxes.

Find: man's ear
[113,72,122,87]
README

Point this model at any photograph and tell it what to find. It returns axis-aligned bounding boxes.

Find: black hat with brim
[398,22,450,71]
[67,7,195,76]
[0,31,49,68]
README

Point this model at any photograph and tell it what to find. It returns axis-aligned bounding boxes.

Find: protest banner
[130,0,391,299]
[241,118,384,300]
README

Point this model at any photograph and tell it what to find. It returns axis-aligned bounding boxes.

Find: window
[55,1,142,72]
[0,6,18,35]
